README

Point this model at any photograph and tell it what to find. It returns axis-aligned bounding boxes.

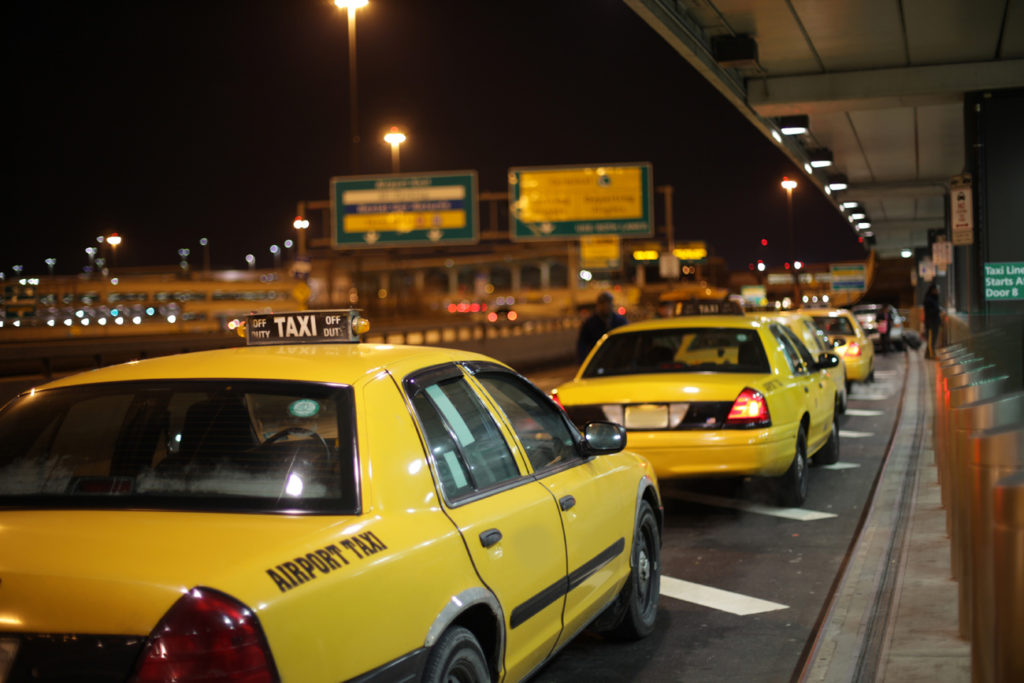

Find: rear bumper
[624,425,795,480]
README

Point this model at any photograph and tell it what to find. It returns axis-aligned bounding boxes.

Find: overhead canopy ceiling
[625,0,1024,258]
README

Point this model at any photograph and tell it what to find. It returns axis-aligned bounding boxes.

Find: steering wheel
[260,427,334,472]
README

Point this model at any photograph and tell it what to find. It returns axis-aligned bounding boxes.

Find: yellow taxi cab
[806,308,875,388]
[0,310,661,683]
[552,301,840,507]
[759,310,848,413]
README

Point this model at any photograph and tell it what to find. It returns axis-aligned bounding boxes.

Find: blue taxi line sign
[246,310,367,345]
[330,171,478,248]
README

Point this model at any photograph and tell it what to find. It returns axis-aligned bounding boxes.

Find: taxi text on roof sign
[246,309,369,345]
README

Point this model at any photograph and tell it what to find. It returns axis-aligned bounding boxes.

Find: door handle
[559,495,577,511]
[479,528,502,548]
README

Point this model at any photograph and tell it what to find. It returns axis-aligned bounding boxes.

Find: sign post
[951,174,974,246]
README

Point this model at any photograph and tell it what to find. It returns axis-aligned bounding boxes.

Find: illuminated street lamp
[106,233,123,269]
[85,246,98,272]
[384,126,406,172]
[293,215,310,259]
[245,253,256,271]
[178,248,191,272]
[270,244,281,270]
[334,0,369,173]
[199,237,210,275]
[44,258,56,276]
[780,177,801,302]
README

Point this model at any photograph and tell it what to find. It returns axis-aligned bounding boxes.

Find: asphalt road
[525,350,910,683]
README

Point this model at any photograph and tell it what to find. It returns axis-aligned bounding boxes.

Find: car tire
[608,501,661,640]
[837,387,848,414]
[816,416,840,465]
[422,626,490,683]
[776,426,808,507]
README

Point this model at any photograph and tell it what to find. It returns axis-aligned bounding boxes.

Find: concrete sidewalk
[802,350,970,682]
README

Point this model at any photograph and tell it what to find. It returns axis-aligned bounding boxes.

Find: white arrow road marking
[839,430,874,438]
[663,490,837,521]
[845,409,884,417]
[820,462,861,470]
[660,576,789,615]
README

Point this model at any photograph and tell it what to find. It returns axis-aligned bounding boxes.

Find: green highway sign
[984,262,1024,300]
[508,163,653,241]
[331,171,478,248]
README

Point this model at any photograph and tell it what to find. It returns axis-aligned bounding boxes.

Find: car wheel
[837,386,847,414]
[776,427,808,507]
[422,626,490,683]
[815,416,840,465]
[608,501,661,640]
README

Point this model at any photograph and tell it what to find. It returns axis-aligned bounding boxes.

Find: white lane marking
[839,430,874,438]
[845,409,884,417]
[664,490,837,521]
[873,370,900,377]
[660,575,789,615]
[820,462,861,470]
[848,393,891,401]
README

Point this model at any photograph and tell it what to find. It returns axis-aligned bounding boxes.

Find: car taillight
[550,390,566,411]
[131,588,278,683]
[726,388,770,426]
[846,341,862,357]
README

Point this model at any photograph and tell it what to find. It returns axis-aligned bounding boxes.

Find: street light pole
[335,0,369,173]
[781,177,801,304]
[384,126,406,172]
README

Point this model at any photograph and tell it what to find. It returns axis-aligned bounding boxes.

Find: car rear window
[582,327,770,377]
[0,380,358,514]
[811,315,856,336]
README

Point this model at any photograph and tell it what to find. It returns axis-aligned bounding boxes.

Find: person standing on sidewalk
[577,292,627,363]
[877,304,894,354]
[923,284,944,358]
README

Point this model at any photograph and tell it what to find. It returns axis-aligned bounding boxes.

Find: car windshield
[812,315,856,336]
[582,327,770,377]
[0,380,358,513]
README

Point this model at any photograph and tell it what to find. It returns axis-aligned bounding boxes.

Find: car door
[467,366,635,649]
[770,324,830,449]
[404,365,567,682]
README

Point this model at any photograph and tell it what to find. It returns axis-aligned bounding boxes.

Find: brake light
[846,341,862,357]
[131,588,278,683]
[726,388,770,426]
[550,390,566,411]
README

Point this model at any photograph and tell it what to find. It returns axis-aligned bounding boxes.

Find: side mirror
[817,352,841,369]
[581,421,627,456]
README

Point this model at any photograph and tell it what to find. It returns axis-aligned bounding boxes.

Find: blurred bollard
[949,388,1020,639]
[993,472,1024,682]
[940,364,997,519]
[935,354,983,481]
[968,424,1024,683]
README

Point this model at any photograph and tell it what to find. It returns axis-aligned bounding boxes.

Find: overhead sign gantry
[330,171,478,248]
[508,163,653,241]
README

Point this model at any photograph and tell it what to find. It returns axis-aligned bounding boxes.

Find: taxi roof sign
[246,309,369,346]
[675,300,745,316]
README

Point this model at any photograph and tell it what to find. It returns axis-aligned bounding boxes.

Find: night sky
[6,0,864,276]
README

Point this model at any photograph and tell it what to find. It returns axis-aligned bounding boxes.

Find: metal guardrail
[933,343,1024,682]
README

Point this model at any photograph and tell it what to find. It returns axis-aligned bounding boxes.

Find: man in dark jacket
[577,292,627,363]
[923,284,943,359]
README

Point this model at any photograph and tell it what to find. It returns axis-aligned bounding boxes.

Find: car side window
[778,325,817,369]
[411,376,522,500]
[770,324,806,374]
[474,372,579,472]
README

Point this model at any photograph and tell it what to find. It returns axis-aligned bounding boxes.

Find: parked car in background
[808,308,876,391]
[851,303,905,351]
